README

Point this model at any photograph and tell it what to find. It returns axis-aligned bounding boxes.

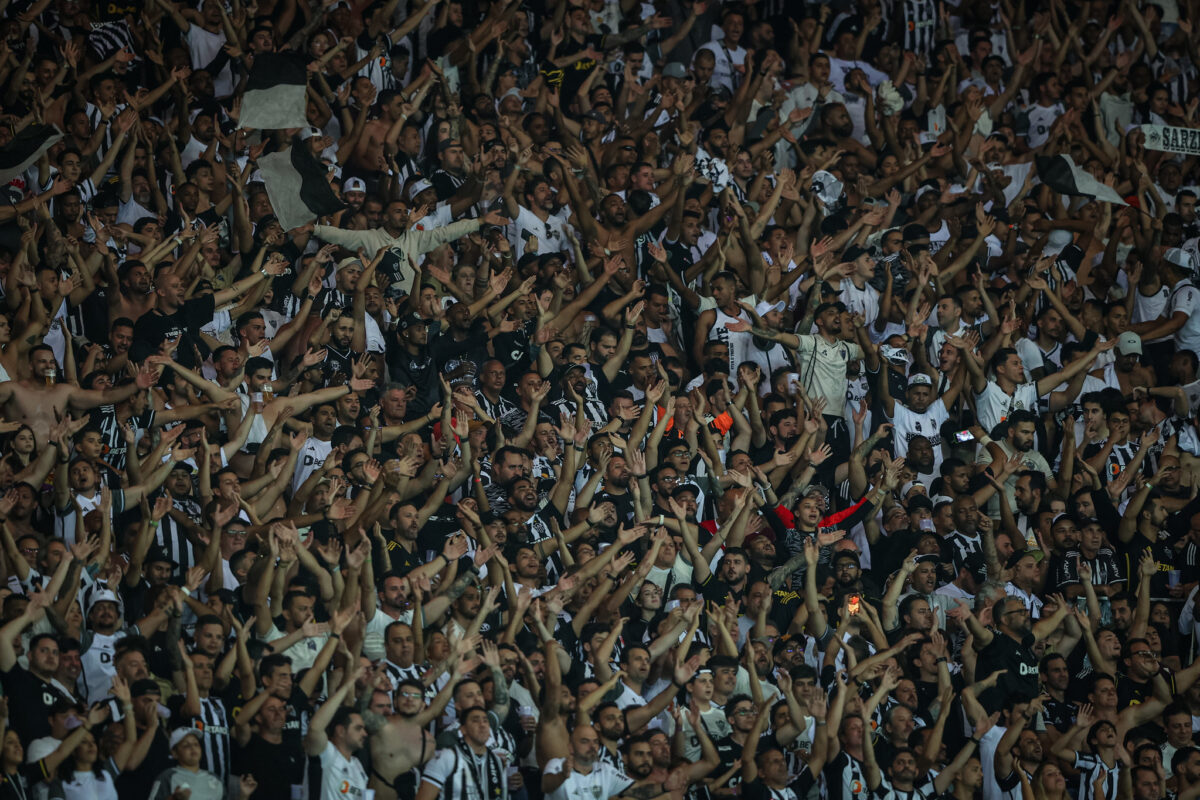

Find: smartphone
[954,430,975,442]
[848,595,861,615]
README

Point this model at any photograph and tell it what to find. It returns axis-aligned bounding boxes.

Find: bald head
[571,724,601,766]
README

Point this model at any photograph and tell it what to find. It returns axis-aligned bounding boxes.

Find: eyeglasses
[661,475,680,483]
[619,145,636,151]
[733,708,755,716]
[1133,651,1160,659]
[225,530,248,537]
[398,691,423,699]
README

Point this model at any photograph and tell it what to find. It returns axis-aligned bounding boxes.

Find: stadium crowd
[4,0,1200,797]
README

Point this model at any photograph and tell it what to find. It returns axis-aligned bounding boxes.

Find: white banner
[1141,124,1200,155]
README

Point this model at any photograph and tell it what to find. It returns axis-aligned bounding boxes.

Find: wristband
[180,587,191,597]
[968,736,980,745]
[935,657,947,664]
[815,719,827,726]
[633,473,647,479]
[658,514,665,526]
[329,632,341,640]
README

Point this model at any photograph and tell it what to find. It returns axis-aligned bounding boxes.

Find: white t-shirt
[544,758,634,800]
[974,381,1040,434]
[892,398,949,471]
[292,438,334,494]
[1169,281,1200,354]
[318,741,369,800]
[1025,103,1064,149]
[792,335,863,417]
[514,205,571,260]
[186,26,234,97]
[698,41,746,92]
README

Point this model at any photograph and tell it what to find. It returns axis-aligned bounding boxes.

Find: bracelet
[658,514,665,526]
[573,445,585,451]
[329,632,341,640]
[149,520,160,528]
[260,267,269,277]
[1146,482,1154,490]
[815,719,827,726]
[935,657,947,664]
[633,473,647,479]
[180,587,191,597]
[968,736,980,745]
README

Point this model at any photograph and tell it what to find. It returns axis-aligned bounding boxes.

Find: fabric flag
[257,140,343,232]
[238,53,308,131]
[0,124,62,184]
[1140,124,1200,156]
[1035,155,1127,206]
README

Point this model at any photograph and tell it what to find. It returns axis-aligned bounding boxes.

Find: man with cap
[388,312,437,410]
[80,585,129,704]
[430,139,469,202]
[1092,331,1156,398]
[342,176,368,213]
[878,366,962,475]
[148,726,237,800]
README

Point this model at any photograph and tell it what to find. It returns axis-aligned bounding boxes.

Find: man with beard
[741,691,824,800]
[587,661,692,770]
[109,261,157,323]
[543,724,634,800]
[504,172,571,261]
[960,593,1073,706]
[733,302,878,474]
[953,340,1111,434]
[696,271,752,378]
[551,363,610,429]
[560,158,682,268]
[978,411,1053,519]
[1010,471,1047,548]
[363,576,415,662]
[363,661,465,800]
[864,708,994,800]
[831,550,881,603]
[905,435,938,485]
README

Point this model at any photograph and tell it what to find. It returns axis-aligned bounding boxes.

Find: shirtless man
[559,151,689,267]
[0,345,156,444]
[353,87,411,174]
[360,657,471,800]
[109,260,156,323]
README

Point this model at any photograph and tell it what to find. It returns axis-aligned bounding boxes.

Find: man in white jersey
[878,371,962,473]
[542,723,633,800]
[305,667,370,799]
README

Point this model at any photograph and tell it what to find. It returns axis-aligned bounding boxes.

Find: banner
[1141,124,1200,156]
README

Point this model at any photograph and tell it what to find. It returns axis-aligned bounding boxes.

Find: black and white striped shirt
[1073,752,1119,800]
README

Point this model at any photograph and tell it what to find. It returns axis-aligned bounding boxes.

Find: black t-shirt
[131,294,216,368]
[978,630,1040,707]
[115,727,170,798]
[0,666,72,743]
[232,735,305,798]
